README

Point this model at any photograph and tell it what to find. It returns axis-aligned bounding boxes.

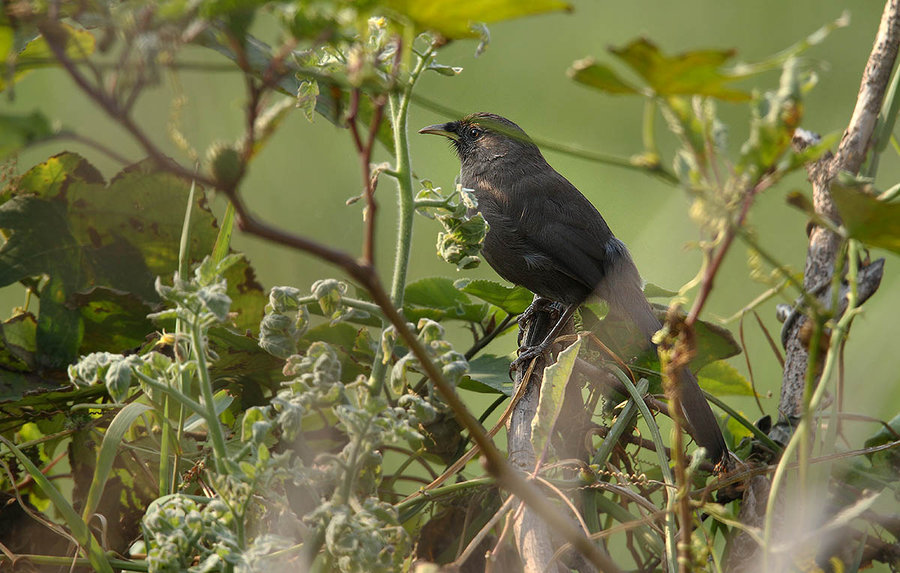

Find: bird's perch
[508,303,586,573]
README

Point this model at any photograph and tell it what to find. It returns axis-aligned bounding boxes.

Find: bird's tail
[603,258,729,468]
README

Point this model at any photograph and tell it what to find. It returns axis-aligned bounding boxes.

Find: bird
[419,112,729,467]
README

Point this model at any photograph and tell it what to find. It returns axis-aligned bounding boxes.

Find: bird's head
[418,113,542,168]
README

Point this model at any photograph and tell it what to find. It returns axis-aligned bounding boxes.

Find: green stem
[8,555,147,571]
[370,49,432,393]
[295,294,384,317]
[862,63,900,178]
[642,98,659,158]
[158,182,196,496]
[612,371,677,573]
[190,320,229,474]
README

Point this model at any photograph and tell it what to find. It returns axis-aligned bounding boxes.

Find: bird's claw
[516,297,556,346]
[509,341,551,375]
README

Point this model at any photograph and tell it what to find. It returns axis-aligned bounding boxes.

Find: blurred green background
[4,0,897,449]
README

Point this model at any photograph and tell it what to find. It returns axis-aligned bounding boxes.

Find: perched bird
[420,113,728,467]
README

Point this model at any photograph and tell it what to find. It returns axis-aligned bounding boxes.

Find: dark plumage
[420,113,728,466]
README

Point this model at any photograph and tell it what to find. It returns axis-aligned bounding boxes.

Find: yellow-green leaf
[568,58,640,95]
[609,38,750,101]
[382,0,571,39]
[696,360,755,397]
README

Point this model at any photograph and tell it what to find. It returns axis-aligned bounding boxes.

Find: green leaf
[609,38,750,101]
[301,322,369,380]
[692,318,741,370]
[454,279,532,315]
[0,111,54,157]
[195,29,345,127]
[696,360,755,396]
[36,276,82,368]
[532,338,582,456]
[459,353,514,395]
[831,181,900,254]
[864,412,900,449]
[74,288,155,355]
[82,402,153,524]
[207,327,285,394]
[568,58,640,95]
[380,0,572,39]
[405,277,488,323]
[221,255,266,333]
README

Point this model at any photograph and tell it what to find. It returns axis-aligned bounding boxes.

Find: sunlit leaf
[608,38,750,100]
[831,181,900,255]
[696,360,755,396]
[568,58,640,95]
[381,0,571,39]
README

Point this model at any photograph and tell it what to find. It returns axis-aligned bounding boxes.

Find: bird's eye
[468,127,481,139]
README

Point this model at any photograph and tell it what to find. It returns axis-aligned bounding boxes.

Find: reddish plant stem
[685,172,775,328]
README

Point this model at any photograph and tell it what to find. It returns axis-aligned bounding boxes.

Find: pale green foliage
[68,352,143,402]
[415,180,488,270]
[308,498,410,573]
[388,318,468,395]
[142,496,240,572]
[258,286,310,358]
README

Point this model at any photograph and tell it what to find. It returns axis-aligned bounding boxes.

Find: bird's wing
[513,171,620,292]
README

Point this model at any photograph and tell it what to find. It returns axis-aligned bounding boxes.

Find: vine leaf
[459,353,514,395]
[454,278,532,315]
[405,277,487,323]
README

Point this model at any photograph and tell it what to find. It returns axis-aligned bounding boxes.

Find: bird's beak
[418,123,459,140]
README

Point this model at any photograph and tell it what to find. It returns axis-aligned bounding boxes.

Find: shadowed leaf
[459,353,514,395]
[832,181,900,255]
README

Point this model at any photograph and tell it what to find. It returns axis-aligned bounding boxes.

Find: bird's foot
[509,340,552,374]
[516,297,557,346]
